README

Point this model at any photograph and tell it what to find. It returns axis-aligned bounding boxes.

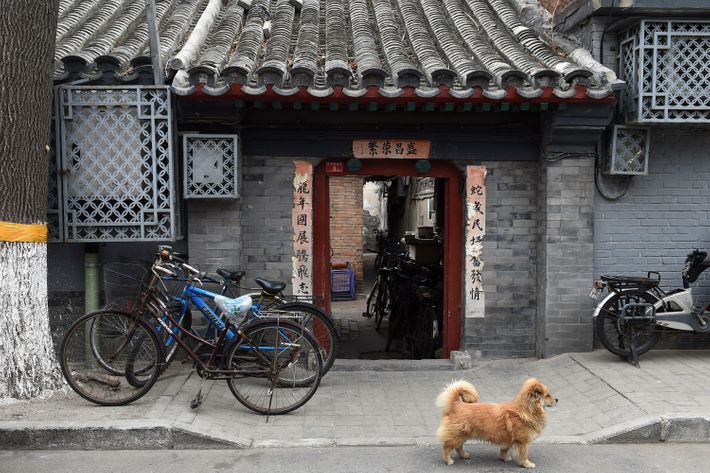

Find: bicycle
[363,246,409,331]
[60,247,323,415]
[591,249,710,367]
[163,265,339,376]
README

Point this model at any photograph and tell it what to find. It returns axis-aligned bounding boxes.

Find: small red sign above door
[325,162,344,173]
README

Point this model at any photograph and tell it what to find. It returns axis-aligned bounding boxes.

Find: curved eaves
[291,0,320,87]
[223,0,270,84]
[188,0,246,85]
[371,0,422,88]
[397,0,456,87]
[257,0,295,87]
[349,0,386,87]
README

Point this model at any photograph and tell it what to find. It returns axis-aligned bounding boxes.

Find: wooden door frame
[313,159,463,357]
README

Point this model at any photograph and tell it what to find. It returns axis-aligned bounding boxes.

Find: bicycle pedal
[190,390,203,409]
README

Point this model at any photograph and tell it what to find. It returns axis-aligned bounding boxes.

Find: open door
[313,159,463,357]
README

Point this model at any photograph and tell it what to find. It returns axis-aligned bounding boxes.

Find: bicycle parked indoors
[60,247,323,416]
[363,236,444,359]
[591,249,710,367]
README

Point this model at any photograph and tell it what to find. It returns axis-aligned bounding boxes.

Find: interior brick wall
[329,176,364,290]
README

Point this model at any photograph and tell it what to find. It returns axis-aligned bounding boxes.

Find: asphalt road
[2,444,710,473]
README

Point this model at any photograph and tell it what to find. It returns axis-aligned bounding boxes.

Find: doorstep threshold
[332,358,455,371]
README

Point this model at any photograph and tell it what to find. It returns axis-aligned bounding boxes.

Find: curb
[2,416,709,450]
[0,420,249,450]
[583,415,710,444]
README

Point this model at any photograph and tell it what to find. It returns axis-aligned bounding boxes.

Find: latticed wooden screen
[183,134,239,199]
[609,125,650,175]
[619,21,710,123]
[59,87,176,242]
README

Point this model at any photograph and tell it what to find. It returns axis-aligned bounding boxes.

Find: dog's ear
[528,380,545,398]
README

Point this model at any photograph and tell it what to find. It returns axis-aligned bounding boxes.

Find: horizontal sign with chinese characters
[352,139,431,159]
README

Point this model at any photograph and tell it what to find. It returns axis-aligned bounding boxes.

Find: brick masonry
[537,154,596,357]
[329,176,365,290]
[594,128,710,347]
[462,160,539,358]
[187,156,311,292]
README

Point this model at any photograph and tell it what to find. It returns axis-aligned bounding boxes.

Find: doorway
[313,159,463,359]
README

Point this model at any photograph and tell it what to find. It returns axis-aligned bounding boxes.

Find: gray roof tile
[53,0,614,100]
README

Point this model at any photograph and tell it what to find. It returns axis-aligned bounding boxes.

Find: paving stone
[3,351,710,449]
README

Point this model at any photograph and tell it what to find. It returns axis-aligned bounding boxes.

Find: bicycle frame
[149,282,295,379]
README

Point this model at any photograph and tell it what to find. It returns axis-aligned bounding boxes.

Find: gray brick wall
[594,128,710,307]
[537,155,595,357]
[187,156,319,292]
[241,156,303,289]
[187,200,241,275]
[463,161,539,358]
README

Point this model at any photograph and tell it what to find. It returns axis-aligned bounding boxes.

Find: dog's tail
[435,379,479,415]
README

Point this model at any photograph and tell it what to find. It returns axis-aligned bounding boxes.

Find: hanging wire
[594,136,633,201]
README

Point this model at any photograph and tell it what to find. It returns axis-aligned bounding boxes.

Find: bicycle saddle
[254,277,286,294]
[217,269,245,283]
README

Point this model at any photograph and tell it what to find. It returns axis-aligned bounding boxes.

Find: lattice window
[609,125,651,175]
[619,20,710,123]
[183,134,240,199]
[59,87,176,242]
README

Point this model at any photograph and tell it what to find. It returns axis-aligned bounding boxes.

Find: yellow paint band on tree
[0,221,48,243]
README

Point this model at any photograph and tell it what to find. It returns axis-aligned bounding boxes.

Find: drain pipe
[84,245,100,313]
[144,0,164,85]
[84,245,101,367]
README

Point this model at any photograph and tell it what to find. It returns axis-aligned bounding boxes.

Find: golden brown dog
[435,378,557,469]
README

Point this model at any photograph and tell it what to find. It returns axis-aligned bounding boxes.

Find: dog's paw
[445,459,454,466]
[521,460,536,469]
[500,453,512,462]
[458,451,470,459]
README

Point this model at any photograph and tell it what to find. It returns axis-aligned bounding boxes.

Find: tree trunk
[0,0,63,399]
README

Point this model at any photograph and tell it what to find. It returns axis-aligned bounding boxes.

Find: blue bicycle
[60,247,323,415]
[153,258,339,377]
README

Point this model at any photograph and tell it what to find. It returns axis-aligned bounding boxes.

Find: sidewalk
[2,350,710,449]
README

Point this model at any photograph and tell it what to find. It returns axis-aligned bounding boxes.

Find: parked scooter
[591,250,710,367]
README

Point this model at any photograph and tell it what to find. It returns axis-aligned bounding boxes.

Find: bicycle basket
[103,262,149,310]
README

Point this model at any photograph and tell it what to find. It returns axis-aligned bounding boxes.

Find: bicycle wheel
[60,310,163,406]
[88,314,132,376]
[375,278,392,332]
[271,302,339,375]
[225,319,322,415]
[596,291,661,358]
[363,278,380,318]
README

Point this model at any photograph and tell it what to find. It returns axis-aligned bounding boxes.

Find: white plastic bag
[214,295,252,325]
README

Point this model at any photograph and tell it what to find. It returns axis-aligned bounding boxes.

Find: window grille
[183,134,240,199]
[609,125,651,175]
[59,87,176,242]
[619,21,710,123]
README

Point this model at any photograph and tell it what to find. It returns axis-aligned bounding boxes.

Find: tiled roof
[54,0,616,100]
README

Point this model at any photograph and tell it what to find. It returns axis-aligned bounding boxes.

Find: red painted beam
[181,84,614,105]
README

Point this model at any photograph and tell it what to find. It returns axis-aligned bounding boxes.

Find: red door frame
[313,159,463,357]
